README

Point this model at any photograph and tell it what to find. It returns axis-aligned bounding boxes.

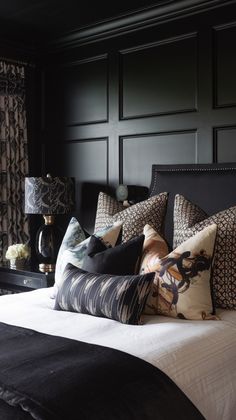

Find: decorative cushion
[139,224,169,314]
[173,194,236,309]
[82,234,145,275]
[139,224,169,275]
[94,192,168,242]
[55,217,86,286]
[54,221,122,292]
[142,224,217,320]
[54,264,154,325]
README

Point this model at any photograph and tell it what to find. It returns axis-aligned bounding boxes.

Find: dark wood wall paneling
[41,2,236,231]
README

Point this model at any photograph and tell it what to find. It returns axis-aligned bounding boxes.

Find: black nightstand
[0,265,55,294]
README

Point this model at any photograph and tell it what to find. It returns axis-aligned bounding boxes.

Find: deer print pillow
[141,224,218,320]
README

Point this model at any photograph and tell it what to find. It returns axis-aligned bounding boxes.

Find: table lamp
[25,174,75,273]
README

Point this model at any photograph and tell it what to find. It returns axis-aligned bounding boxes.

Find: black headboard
[149,163,236,248]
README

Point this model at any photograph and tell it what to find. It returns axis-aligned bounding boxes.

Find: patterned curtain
[0,61,30,263]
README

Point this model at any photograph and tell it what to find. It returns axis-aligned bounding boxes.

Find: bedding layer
[0,288,235,419]
[0,322,204,420]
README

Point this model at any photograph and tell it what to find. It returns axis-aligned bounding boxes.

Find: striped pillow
[54,264,154,325]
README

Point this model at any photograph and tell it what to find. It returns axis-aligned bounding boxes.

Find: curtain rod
[0,56,35,68]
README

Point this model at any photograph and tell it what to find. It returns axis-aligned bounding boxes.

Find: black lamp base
[36,215,63,273]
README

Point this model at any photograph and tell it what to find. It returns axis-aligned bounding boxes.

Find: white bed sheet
[0,288,235,420]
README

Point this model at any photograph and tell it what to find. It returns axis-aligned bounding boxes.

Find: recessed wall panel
[120,34,197,119]
[63,138,108,231]
[214,23,236,107]
[121,131,197,186]
[215,127,236,162]
[62,56,108,126]
[63,139,108,181]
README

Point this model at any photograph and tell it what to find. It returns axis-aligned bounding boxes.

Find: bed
[0,163,235,420]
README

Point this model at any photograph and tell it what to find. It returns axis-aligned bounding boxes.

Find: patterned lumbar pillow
[54,264,154,325]
[173,194,236,309]
[82,234,145,275]
[94,191,168,242]
[54,221,123,294]
[142,224,217,320]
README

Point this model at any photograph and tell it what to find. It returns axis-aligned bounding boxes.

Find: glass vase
[10,258,26,270]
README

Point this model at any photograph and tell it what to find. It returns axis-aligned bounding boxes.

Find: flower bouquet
[5,244,30,269]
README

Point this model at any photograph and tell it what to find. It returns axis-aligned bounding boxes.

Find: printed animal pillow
[173,194,236,309]
[141,224,217,320]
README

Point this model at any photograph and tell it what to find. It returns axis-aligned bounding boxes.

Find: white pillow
[55,217,86,285]
[52,220,123,298]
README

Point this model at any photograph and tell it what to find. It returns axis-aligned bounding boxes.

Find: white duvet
[0,288,235,420]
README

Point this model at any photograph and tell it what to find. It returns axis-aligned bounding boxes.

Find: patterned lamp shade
[24,176,75,215]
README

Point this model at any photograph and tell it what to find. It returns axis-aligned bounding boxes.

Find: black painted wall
[41,1,236,231]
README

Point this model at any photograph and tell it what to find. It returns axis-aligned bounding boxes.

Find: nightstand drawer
[0,266,54,293]
[1,273,48,289]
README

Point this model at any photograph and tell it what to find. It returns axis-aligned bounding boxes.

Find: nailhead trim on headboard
[149,164,236,196]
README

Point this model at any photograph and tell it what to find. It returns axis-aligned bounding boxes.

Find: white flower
[5,244,30,260]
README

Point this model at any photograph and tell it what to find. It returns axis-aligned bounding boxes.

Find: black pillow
[54,264,154,325]
[82,234,145,275]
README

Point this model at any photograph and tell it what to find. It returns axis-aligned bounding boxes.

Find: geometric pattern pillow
[173,194,236,309]
[149,224,217,320]
[54,264,154,325]
[82,234,145,275]
[54,222,122,293]
[94,192,168,242]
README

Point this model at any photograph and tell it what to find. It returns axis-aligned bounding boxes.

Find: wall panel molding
[213,125,236,162]
[42,2,236,229]
[58,137,109,232]
[61,54,109,127]
[119,32,198,120]
[119,130,198,185]
[213,21,236,109]
[46,0,235,51]
[63,137,109,184]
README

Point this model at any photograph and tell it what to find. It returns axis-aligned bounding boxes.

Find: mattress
[0,288,235,420]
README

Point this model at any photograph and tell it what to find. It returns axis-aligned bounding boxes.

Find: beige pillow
[142,224,218,320]
[139,224,169,314]
[173,194,236,309]
[139,224,169,274]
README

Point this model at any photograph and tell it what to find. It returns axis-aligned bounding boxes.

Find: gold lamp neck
[43,215,55,225]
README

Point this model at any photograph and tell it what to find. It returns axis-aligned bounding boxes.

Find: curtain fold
[0,61,30,263]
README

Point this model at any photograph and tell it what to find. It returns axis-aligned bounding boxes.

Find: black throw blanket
[0,322,205,420]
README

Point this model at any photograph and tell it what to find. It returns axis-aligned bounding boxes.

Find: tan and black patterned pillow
[158,225,217,320]
[94,192,168,242]
[173,194,236,309]
[139,224,169,315]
